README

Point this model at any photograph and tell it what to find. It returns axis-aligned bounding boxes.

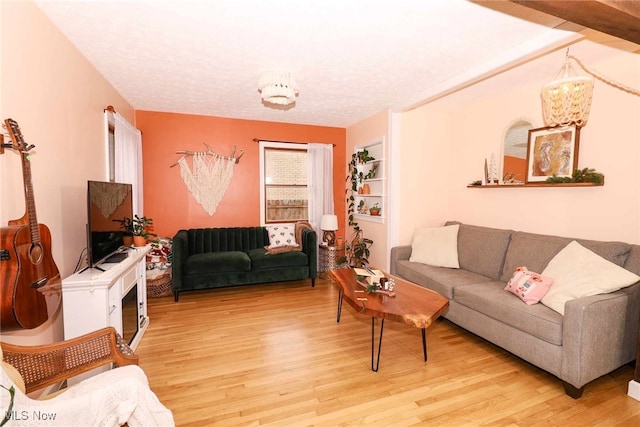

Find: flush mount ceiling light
[541,50,594,128]
[258,71,299,106]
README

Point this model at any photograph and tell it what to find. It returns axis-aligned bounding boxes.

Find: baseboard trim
[628,380,640,401]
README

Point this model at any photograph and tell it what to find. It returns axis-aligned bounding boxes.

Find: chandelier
[541,50,594,128]
[258,71,299,106]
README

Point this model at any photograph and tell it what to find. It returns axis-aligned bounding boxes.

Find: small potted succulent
[369,203,381,216]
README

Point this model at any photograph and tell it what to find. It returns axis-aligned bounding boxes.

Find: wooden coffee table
[329,268,449,371]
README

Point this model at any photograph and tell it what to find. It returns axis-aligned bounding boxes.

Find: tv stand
[62,246,150,350]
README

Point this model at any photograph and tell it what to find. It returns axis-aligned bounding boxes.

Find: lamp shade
[320,214,338,231]
[258,71,299,106]
[541,58,593,127]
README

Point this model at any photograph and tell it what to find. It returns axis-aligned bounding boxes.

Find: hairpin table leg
[372,317,384,372]
[422,328,427,362]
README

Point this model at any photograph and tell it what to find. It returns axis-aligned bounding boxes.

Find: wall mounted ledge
[467,182,604,188]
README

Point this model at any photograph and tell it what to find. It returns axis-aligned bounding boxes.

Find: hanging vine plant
[339,149,375,267]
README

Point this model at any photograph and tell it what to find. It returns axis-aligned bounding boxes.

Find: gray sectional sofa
[390,221,640,398]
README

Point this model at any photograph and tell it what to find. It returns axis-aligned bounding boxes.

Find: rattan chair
[1,326,138,395]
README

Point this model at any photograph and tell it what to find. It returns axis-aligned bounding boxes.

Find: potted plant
[131,215,156,247]
[369,203,381,216]
[113,217,134,246]
[357,199,366,214]
[342,230,373,268]
[348,149,377,186]
[356,148,375,164]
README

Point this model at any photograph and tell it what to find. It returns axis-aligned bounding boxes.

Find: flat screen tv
[86,180,134,270]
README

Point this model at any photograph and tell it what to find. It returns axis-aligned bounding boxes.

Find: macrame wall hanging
[170,144,244,215]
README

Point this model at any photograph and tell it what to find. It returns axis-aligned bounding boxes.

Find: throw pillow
[504,267,553,305]
[541,240,640,315]
[266,224,298,249]
[264,221,312,255]
[264,244,296,255]
[409,224,460,268]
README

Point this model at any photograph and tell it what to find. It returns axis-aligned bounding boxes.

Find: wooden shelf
[355,213,384,223]
[467,182,604,188]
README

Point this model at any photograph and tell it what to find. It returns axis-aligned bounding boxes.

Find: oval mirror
[502,119,534,184]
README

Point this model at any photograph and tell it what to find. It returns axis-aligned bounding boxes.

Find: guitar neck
[4,117,41,244]
[21,150,41,245]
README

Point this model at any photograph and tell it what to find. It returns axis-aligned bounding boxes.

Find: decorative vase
[369,209,380,216]
[362,184,370,194]
[133,236,147,247]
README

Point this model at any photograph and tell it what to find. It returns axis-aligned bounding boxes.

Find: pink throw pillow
[505,267,553,305]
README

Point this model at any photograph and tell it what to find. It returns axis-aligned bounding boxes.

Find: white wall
[396,37,640,245]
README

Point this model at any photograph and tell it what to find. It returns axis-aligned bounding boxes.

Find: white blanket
[1,364,174,426]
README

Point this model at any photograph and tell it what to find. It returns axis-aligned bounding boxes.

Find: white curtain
[307,143,334,235]
[113,113,143,216]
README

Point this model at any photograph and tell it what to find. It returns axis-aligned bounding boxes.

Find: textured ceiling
[35,0,571,128]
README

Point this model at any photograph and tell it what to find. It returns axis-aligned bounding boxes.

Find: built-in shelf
[355,213,384,223]
[468,182,604,188]
[354,140,385,224]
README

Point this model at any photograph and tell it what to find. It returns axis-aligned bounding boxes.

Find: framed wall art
[525,125,580,183]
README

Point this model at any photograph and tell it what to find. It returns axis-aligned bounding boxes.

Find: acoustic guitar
[0,118,61,330]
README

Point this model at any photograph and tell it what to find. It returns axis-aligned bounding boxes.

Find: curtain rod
[104,105,116,114]
[253,138,335,147]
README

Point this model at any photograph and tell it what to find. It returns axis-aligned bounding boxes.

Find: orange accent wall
[136,111,346,239]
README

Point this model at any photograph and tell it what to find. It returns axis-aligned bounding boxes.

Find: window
[259,141,308,224]
[107,123,115,182]
[104,109,144,216]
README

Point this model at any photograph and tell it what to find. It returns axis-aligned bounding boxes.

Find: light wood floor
[136,278,640,426]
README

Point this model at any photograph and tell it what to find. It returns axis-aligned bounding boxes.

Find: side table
[319,244,346,278]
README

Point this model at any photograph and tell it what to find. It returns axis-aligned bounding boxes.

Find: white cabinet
[61,246,150,350]
[354,140,385,224]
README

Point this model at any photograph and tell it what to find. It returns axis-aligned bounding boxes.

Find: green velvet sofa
[171,227,317,301]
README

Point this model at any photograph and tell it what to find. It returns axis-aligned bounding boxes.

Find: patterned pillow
[505,267,553,305]
[266,224,298,248]
[265,221,313,255]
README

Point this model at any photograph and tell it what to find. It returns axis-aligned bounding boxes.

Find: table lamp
[320,214,338,246]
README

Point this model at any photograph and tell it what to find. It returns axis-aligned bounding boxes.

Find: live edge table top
[329,268,449,329]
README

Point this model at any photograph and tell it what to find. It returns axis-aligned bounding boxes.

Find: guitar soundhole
[29,243,44,265]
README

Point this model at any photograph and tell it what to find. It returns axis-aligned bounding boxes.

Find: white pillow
[266,224,298,248]
[409,224,460,268]
[541,241,640,315]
